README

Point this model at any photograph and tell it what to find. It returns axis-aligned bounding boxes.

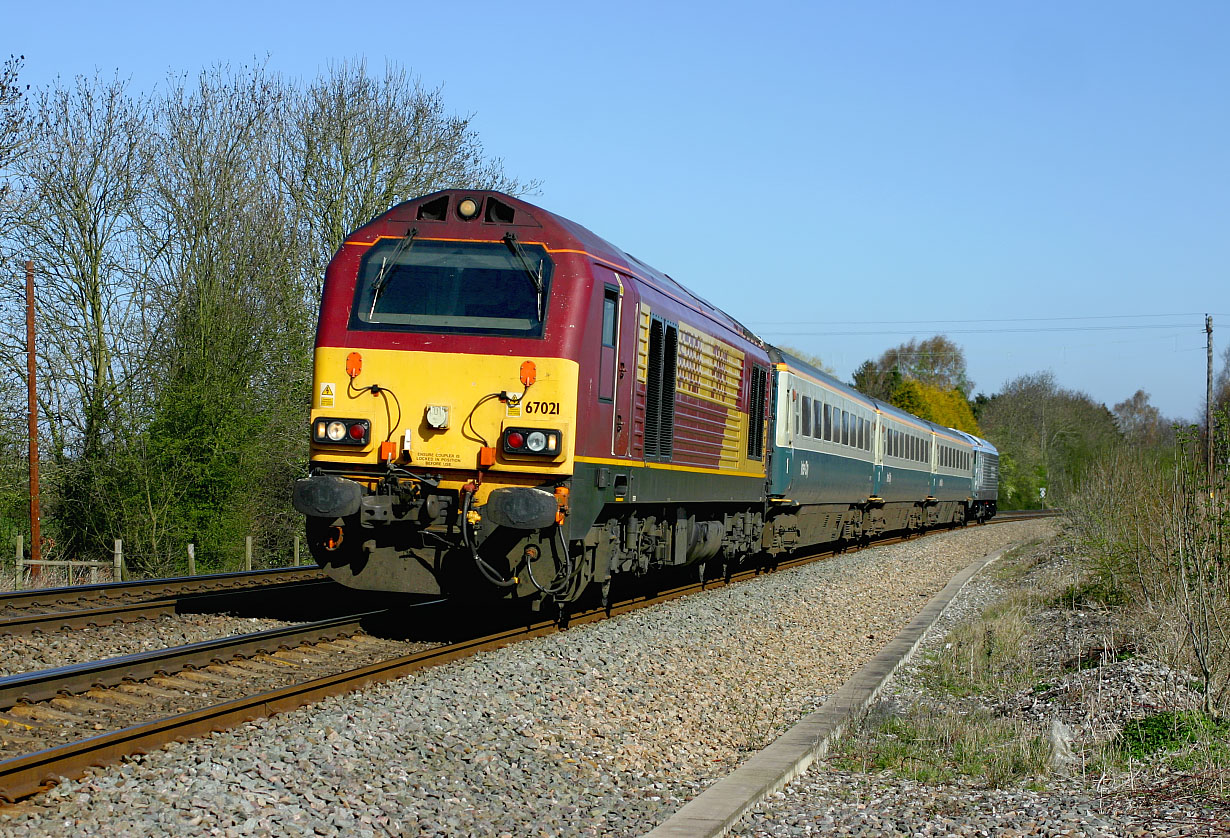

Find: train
[292,190,998,608]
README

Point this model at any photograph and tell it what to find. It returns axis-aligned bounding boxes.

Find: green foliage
[1053,574,1129,609]
[1116,711,1230,762]
[889,379,981,434]
[979,372,1120,508]
[889,376,928,417]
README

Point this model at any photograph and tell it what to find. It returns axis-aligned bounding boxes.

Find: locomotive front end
[294,192,585,602]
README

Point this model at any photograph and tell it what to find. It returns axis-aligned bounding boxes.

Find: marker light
[315,418,371,446]
[457,197,480,219]
[501,427,562,457]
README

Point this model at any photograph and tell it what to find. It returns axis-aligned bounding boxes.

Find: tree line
[813,333,1228,509]
[0,57,534,575]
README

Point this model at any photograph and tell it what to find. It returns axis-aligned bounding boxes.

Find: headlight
[327,421,347,441]
[526,431,547,452]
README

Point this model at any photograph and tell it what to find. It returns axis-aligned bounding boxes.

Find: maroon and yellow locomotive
[293,191,772,605]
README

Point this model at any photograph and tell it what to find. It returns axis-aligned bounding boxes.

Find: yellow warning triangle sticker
[321,384,334,397]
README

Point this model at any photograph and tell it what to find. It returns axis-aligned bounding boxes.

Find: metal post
[113,539,123,582]
[245,536,253,572]
[293,535,300,566]
[15,535,22,590]
[187,543,196,576]
[1207,315,1214,490]
[25,260,40,581]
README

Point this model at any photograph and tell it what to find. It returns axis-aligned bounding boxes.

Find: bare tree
[0,54,29,236]
[5,73,151,462]
[776,345,835,375]
[279,59,539,295]
[1113,389,1171,447]
[852,335,973,397]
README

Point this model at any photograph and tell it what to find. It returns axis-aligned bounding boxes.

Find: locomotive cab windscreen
[349,238,553,338]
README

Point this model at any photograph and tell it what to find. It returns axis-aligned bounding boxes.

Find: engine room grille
[644,317,677,460]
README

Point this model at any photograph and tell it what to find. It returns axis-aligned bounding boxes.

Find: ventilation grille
[644,318,677,460]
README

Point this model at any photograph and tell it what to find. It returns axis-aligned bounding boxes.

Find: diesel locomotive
[292,190,998,607]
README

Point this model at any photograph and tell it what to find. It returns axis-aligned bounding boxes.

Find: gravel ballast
[2,522,1049,836]
[0,615,301,679]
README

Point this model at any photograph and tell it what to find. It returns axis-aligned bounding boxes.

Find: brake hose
[461,491,518,588]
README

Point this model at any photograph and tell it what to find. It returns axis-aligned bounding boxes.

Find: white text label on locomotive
[412,450,465,468]
[319,383,335,408]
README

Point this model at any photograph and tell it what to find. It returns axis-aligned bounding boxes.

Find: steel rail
[0,514,1054,803]
[0,577,340,637]
[0,566,325,612]
[0,612,387,709]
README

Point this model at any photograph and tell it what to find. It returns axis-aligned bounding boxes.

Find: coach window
[813,399,823,441]
[823,404,831,441]
[801,396,812,438]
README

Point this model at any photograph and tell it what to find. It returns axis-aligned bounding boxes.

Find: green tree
[979,372,1119,507]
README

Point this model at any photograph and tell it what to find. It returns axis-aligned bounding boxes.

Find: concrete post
[294,535,300,566]
[113,539,123,582]
[245,536,253,572]
[15,534,22,590]
[187,543,196,576]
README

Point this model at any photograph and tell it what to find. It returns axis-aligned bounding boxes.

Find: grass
[927,590,1037,699]
[831,707,1052,788]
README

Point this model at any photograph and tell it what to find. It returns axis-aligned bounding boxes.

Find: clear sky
[7,1,1228,420]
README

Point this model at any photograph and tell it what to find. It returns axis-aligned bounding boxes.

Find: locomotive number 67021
[523,401,561,415]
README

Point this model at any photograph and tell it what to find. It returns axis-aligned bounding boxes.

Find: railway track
[0,566,329,637]
[0,511,1054,803]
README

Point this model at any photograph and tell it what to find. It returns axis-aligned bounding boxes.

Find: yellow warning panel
[319,383,336,408]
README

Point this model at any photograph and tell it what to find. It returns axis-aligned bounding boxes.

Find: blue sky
[7,1,1227,420]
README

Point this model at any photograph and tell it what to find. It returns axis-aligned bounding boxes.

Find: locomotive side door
[595,267,637,457]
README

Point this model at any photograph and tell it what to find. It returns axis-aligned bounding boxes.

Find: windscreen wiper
[368,227,418,319]
[503,232,544,321]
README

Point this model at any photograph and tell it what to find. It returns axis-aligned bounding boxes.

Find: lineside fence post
[245,536,253,572]
[113,539,123,582]
[15,535,22,590]
[187,543,196,576]
[294,535,300,566]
